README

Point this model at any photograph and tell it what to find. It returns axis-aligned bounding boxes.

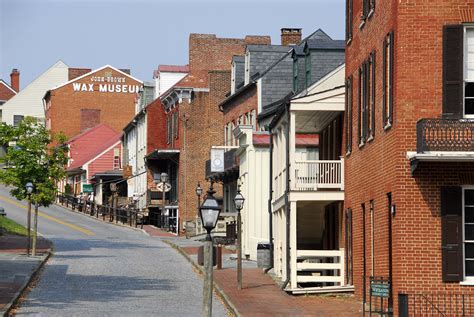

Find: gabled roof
[67,124,121,170]
[246,45,291,53]
[51,65,143,92]
[153,65,189,78]
[304,39,345,51]
[0,79,17,94]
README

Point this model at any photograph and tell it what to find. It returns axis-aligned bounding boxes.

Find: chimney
[10,69,20,92]
[281,28,302,46]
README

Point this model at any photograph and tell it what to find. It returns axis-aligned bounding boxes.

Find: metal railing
[399,293,474,317]
[416,118,474,152]
[293,160,344,191]
[57,193,144,229]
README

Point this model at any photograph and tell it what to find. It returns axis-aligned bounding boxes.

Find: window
[464,188,474,280]
[166,115,171,144]
[173,111,179,139]
[370,200,375,276]
[13,115,24,127]
[305,54,311,88]
[361,0,375,21]
[368,51,376,140]
[345,208,353,285]
[383,31,394,128]
[358,65,367,145]
[465,28,474,117]
[346,76,353,154]
[346,0,353,43]
[293,59,299,92]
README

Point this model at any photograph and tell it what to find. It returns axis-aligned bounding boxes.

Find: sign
[210,148,224,172]
[82,183,93,193]
[156,182,171,192]
[71,71,141,94]
[370,280,390,298]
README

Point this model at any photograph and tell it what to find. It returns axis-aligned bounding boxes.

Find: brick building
[44,65,142,140]
[344,0,474,314]
[159,33,271,235]
[0,69,19,122]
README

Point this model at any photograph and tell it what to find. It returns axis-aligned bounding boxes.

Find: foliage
[64,183,73,195]
[0,216,28,236]
[0,117,68,207]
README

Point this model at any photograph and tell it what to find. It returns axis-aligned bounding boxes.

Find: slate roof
[232,56,245,63]
[246,45,291,53]
[305,39,345,50]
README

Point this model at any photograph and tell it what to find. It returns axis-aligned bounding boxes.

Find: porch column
[290,200,297,289]
[289,111,296,191]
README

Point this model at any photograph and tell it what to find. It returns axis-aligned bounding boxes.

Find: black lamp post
[199,182,221,317]
[234,185,245,290]
[160,172,168,230]
[25,182,34,256]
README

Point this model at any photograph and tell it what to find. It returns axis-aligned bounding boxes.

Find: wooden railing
[296,249,345,286]
[293,160,344,191]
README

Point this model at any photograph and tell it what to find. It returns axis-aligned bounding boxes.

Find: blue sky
[0,0,345,87]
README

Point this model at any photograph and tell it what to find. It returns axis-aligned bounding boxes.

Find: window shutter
[441,186,463,282]
[358,67,362,144]
[371,51,376,137]
[389,31,394,124]
[382,37,387,126]
[443,25,463,119]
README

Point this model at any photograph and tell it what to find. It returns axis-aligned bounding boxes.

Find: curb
[161,239,241,317]
[2,247,52,317]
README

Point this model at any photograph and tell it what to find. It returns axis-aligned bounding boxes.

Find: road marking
[0,195,95,236]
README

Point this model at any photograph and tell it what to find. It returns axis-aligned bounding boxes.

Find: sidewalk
[0,234,51,316]
[146,227,362,317]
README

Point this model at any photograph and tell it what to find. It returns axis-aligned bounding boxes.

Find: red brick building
[344,1,474,314]
[159,33,271,235]
[44,65,142,140]
[0,69,19,121]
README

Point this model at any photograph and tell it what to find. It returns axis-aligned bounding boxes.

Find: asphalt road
[0,185,228,317]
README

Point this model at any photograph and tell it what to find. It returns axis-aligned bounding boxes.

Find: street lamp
[234,185,245,290]
[25,182,34,256]
[199,182,221,317]
[160,172,168,230]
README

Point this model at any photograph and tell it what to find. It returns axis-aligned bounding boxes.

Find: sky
[0,0,345,88]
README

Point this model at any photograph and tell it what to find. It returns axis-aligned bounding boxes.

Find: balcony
[293,160,344,191]
[417,118,474,152]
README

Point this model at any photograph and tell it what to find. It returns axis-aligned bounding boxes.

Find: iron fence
[399,293,474,317]
[57,193,143,229]
[416,118,474,152]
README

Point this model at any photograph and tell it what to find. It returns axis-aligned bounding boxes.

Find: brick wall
[146,98,168,153]
[345,0,474,314]
[46,66,141,139]
[222,85,258,126]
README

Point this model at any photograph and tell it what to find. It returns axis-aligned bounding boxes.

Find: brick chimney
[10,69,19,92]
[281,28,302,46]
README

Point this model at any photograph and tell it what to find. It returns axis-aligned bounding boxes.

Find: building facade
[345,0,474,314]
[44,65,142,140]
[2,61,69,125]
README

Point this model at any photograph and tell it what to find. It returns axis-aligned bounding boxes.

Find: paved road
[0,185,228,317]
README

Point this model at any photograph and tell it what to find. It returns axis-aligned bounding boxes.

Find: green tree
[0,117,68,254]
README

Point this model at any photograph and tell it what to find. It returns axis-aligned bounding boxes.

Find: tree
[0,117,68,255]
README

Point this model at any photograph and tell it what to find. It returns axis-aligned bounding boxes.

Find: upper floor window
[368,51,376,140]
[293,59,299,92]
[305,54,311,88]
[346,0,353,43]
[383,31,394,129]
[465,28,474,117]
[362,0,375,21]
[345,75,353,155]
[358,64,367,146]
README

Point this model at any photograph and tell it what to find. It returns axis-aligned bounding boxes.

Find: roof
[50,65,143,92]
[246,45,291,53]
[0,79,17,94]
[153,65,189,78]
[253,133,271,146]
[91,170,123,178]
[218,81,256,111]
[296,134,319,146]
[67,124,121,170]
[305,39,345,50]
[232,56,245,63]
[258,92,294,120]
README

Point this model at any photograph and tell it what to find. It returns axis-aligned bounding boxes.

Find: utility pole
[32,203,38,256]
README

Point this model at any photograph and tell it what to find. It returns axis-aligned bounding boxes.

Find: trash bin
[198,246,217,266]
[257,242,271,269]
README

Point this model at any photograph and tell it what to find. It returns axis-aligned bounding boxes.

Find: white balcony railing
[293,160,344,191]
[296,249,345,286]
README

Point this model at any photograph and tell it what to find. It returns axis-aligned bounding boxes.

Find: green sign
[371,282,390,298]
[82,184,93,193]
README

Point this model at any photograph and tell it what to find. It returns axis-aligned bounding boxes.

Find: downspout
[281,102,291,290]
[264,130,274,274]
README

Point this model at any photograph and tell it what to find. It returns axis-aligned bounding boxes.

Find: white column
[290,201,297,289]
[289,111,296,191]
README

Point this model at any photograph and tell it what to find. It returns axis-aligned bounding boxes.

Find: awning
[145,149,180,161]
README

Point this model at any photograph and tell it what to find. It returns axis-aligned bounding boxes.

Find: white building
[153,65,188,99]
[270,64,352,294]
[2,60,69,125]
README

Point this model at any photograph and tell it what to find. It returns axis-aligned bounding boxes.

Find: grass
[0,216,28,236]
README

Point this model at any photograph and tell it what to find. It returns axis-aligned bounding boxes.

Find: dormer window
[305,54,311,88]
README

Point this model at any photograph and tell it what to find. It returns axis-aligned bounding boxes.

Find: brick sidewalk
[150,225,362,317]
[0,234,51,314]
